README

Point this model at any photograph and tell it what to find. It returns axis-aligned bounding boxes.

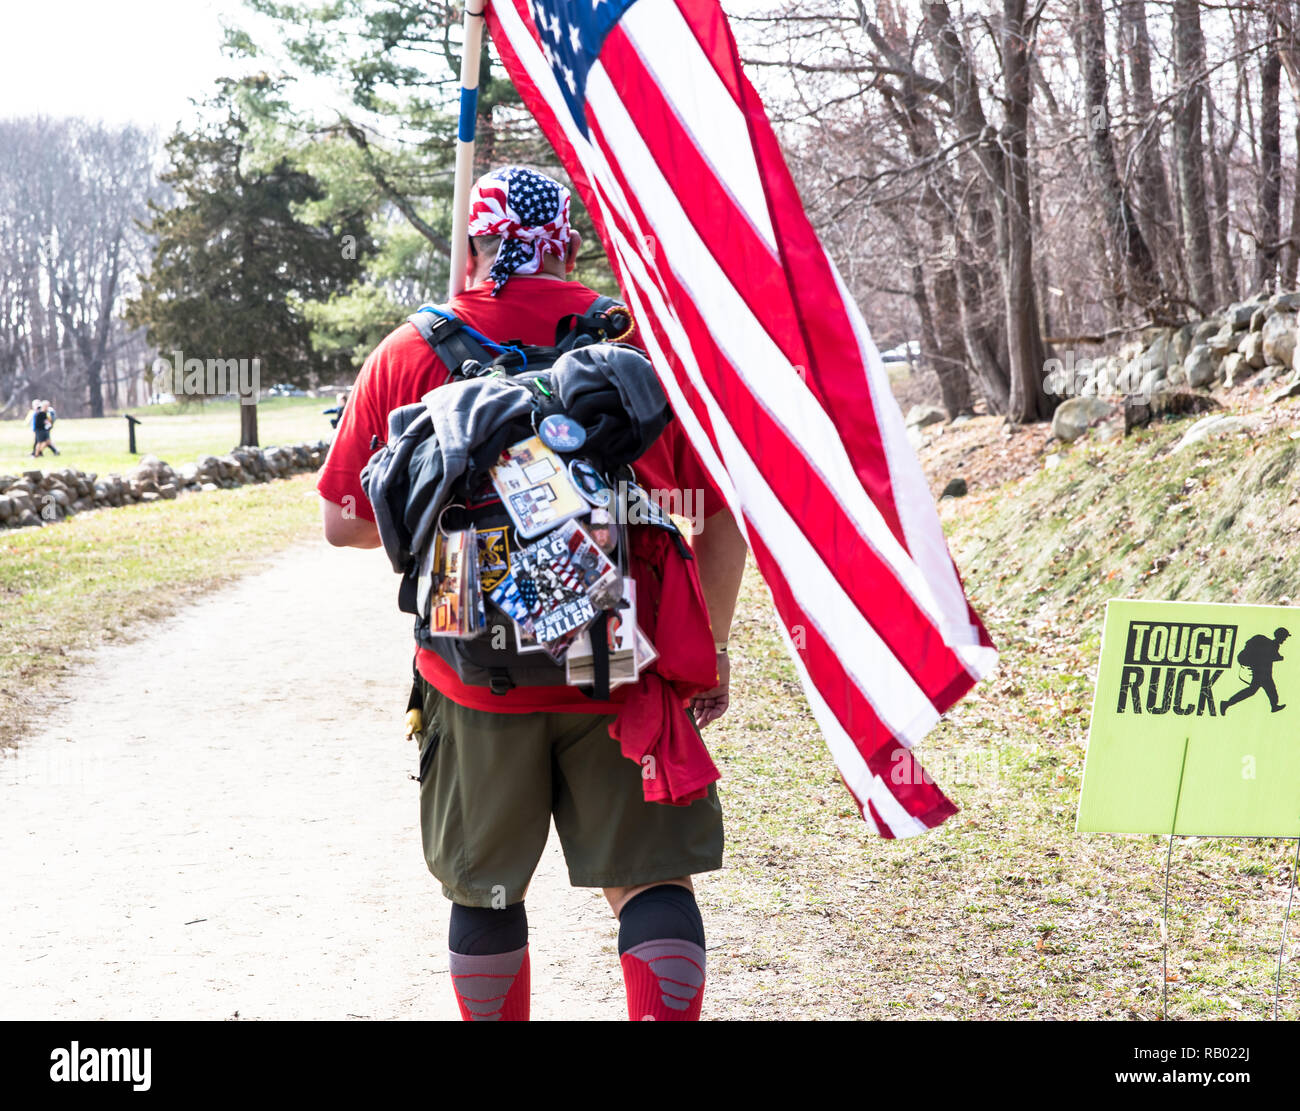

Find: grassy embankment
[0,399,330,746]
[702,400,1300,1020]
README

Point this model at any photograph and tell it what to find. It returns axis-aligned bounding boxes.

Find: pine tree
[127,79,370,446]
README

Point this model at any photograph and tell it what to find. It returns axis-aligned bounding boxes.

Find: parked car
[879,340,920,365]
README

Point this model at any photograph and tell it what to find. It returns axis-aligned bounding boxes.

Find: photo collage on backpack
[424,431,660,686]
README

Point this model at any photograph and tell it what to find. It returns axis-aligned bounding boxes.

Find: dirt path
[1,541,629,1021]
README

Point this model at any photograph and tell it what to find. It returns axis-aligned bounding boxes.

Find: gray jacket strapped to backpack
[360,299,673,695]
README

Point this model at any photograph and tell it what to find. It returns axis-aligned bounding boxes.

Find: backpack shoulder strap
[408,306,495,379]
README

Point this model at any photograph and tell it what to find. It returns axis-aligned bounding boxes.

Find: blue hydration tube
[415,304,528,366]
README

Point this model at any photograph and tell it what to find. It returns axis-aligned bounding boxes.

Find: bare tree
[1171,0,1218,311]
[997,0,1054,422]
[0,118,161,418]
[1120,0,1181,293]
[1257,1,1283,287]
[1075,0,1163,317]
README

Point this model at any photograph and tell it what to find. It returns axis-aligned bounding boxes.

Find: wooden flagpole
[448,4,487,300]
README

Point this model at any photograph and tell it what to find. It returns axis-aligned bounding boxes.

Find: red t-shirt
[317,276,725,713]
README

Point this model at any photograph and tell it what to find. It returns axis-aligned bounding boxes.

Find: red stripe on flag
[866,739,961,831]
[598,25,803,358]
[744,527,961,822]
[866,801,891,839]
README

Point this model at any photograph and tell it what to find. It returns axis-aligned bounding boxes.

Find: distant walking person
[32,401,60,458]
[1221,628,1289,715]
[323,391,348,430]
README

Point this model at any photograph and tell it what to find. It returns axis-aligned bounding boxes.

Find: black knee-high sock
[448,902,530,1021]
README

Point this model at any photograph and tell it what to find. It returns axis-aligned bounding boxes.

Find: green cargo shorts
[416,678,724,907]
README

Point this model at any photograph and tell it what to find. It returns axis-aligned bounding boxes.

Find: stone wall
[0,441,329,529]
[1113,290,1300,395]
[1045,290,1300,444]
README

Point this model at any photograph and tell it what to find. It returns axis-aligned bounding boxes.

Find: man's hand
[690,651,730,728]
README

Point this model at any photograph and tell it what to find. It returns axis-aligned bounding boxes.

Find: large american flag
[484,0,997,836]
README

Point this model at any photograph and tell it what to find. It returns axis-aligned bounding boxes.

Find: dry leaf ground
[695,387,1300,1020]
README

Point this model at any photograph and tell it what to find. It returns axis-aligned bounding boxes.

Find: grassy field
[1,397,336,477]
[0,473,322,748]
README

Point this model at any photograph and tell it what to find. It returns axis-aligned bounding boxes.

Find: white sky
[0,0,782,135]
[0,0,254,131]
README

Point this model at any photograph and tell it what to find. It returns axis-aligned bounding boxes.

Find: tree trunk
[1204,85,1237,303]
[1171,0,1217,312]
[1258,7,1283,289]
[1285,118,1300,286]
[1076,0,1162,316]
[1002,0,1054,423]
[87,359,105,419]
[925,3,1013,411]
[880,29,978,418]
[956,264,1011,415]
[1030,126,1056,337]
[240,393,259,447]
[959,204,1011,414]
[1120,0,1179,288]
[927,264,973,418]
[105,353,119,413]
[910,261,940,379]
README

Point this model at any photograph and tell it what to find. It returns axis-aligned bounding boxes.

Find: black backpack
[1238,634,1274,670]
[365,297,681,698]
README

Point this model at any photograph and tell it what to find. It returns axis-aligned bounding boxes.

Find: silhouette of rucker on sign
[1222,628,1289,715]
[1078,600,1298,837]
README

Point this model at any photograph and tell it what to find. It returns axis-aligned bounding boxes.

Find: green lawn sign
[1077,599,1300,836]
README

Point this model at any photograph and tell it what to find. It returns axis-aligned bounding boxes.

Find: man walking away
[318,166,747,1021]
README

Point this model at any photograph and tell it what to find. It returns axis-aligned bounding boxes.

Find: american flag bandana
[467,165,573,294]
